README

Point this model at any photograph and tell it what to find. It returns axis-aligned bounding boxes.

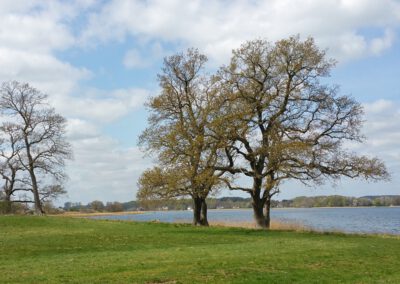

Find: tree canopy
[214,36,389,227]
[138,36,389,228]
[138,49,226,225]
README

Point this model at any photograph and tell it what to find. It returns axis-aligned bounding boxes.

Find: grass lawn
[0,216,399,283]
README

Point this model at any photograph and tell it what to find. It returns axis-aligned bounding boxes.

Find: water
[92,207,400,235]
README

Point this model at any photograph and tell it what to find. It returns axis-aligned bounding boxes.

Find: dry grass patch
[209,220,309,231]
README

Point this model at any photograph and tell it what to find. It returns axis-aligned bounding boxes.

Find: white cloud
[344,100,400,173]
[123,49,150,69]
[0,1,152,122]
[0,1,152,204]
[370,29,396,55]
[363,99,394,114]
[0,13,74,53]
[363,100,400,153]
[55,88,150,123]
[0,48,91,96]
[0,1,96,52]
[0,1,92,106]
[64,136,152,204]
[66,119,100,141]
[123,42,166,69]
[81,0,400,64]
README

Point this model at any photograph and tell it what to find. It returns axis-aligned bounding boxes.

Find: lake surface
[92,207,400,235]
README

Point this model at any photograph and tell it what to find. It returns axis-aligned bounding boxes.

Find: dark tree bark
[193,197,202,225]
[250,193,273,229]
[29,172,44,215]
[193,196,209,226]
[24,141,44,215]
[251,193,269,229]
[264,195,272,229]
[200,198,208,226]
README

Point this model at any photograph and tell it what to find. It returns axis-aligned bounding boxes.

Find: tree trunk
[29,169,44,215]
[24,137,44,215]
[252,196,268,228]
[192,197,208,226]
[200,199,209,226]
[32,188,44,215]
[193,197,201,225]
[250,177,270,229]
[265,195,271,229]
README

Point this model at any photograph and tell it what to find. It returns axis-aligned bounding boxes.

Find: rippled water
[92,207,400,235]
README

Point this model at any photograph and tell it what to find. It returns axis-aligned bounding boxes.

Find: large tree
[216,36,389,228]
[138,49,225,226]
[0,81,72,215]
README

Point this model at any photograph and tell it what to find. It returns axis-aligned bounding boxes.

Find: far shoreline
[55,205,400,217]
[57,211,143,217]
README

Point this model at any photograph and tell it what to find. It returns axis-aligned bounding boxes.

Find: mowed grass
[1,216,399,283]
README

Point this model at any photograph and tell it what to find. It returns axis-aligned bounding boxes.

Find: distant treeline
[63,201,138,213]
[62,195,400,212]
[279,195,400,208]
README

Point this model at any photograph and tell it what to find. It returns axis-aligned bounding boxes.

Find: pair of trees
[138,36,389,228]
[0,81,71,215]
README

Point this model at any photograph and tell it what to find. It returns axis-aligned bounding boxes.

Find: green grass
[0,216,399,283]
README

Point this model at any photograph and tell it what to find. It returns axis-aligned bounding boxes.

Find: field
[1,216,399,283]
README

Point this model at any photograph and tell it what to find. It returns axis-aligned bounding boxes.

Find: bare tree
[216,36,389,228]
[138,49,225,226]
[0,123,25,213]
[0,81,72,215]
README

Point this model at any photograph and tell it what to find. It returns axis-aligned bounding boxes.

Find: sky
[0,0,399,205]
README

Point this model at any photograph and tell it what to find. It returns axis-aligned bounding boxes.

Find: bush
[0,201,30,214]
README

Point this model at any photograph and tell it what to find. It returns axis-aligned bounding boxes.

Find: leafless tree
[0,81,72,215]
[0,123,26,213]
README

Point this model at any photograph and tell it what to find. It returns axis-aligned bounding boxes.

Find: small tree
[89,200,105,212]
[0,81,72,215]
[138,49,225,226]
[216,36,389,228]
[0,123,25,213]
[105,202,124,212]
